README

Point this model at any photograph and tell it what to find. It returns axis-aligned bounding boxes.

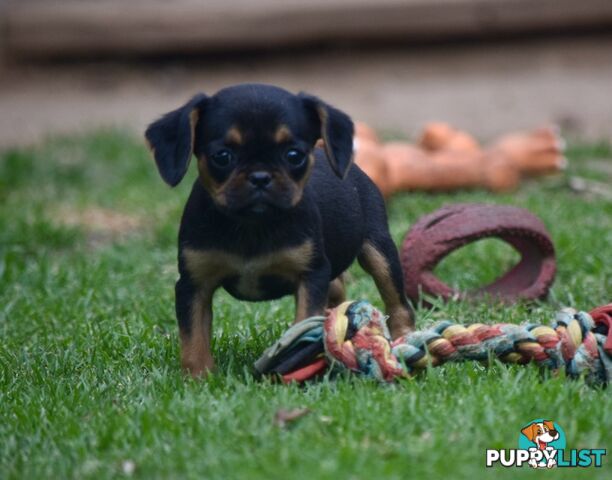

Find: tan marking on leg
[360,242,400,304]
[274,124,293,143]
[327,274,346,308]
[225,126,243,145]
[180,291,215,377]
[294,282,310,324]
[359,242,414,338]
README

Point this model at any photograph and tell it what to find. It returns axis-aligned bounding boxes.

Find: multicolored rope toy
[254,301,612,385]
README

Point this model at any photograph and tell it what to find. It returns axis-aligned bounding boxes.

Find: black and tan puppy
[146,84,414,377]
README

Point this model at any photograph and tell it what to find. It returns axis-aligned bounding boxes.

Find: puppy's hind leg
[357,237,415,338]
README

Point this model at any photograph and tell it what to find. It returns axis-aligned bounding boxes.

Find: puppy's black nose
[248,171,272,188]
[549,429,558,437]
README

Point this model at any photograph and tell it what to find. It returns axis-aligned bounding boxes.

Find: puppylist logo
[486,419,606,469]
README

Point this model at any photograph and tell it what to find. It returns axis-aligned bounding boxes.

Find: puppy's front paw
[182,356,216,379]
[387,306,415,340]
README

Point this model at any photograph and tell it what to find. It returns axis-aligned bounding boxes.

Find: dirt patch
[55,206,144,245]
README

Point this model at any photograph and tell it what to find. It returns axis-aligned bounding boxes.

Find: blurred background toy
[353,121,566,197]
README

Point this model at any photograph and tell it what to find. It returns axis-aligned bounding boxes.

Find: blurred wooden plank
[4,0,612,58]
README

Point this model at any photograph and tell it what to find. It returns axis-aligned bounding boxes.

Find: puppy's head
[145,84,353,217]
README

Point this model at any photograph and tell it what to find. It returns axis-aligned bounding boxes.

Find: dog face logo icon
[486,418,605,468]
[520,420,562,468]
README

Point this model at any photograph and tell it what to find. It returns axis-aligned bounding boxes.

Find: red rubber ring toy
[401,203,556,304]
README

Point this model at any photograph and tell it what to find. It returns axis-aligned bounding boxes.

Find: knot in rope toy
[254,301,612,385]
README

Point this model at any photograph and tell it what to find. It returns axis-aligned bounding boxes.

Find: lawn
[0,131,610,479]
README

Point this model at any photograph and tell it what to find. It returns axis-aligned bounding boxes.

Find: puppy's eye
[210,149,234,169]
[284,148,306,167]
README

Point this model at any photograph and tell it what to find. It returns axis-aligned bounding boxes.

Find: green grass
[1,130,611,479]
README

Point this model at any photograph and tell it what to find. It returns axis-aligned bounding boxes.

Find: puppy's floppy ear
[299,93,354,179]
[521,424,538,442]
[145,93,207,187]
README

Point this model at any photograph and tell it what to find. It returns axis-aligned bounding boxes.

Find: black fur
[145,93,207,186]
[299,93,354,178]
[145,83,413,375]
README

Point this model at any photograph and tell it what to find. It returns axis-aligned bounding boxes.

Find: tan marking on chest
[183,241,314,297]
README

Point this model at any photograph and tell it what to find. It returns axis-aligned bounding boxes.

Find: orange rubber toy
[353,122,566,197]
